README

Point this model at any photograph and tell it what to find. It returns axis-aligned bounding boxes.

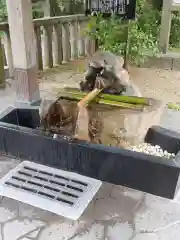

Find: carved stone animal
[80,51,130,94]
[80,51,142,97]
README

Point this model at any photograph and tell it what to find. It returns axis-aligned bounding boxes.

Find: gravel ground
[2,59,180,130]
[129,67,180,104]
[38,59,180,131]
[38,59,180,104]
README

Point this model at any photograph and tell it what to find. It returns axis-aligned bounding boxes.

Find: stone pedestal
[6,0,40,104]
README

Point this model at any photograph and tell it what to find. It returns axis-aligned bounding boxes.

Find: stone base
[0,106,180,199]
[14,67,40,103]
[141,52,180,70]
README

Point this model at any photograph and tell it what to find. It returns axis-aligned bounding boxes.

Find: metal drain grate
[0,161,102,220]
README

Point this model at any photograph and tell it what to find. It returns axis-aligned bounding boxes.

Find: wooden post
[43,0,51,17]
[53,23,63,65]
[78,20,86,57]
[43,25,53,68]
[159,0,172,53]
[3,30,14,77]
[0,38,5,88]
[62,22,71,63]
[123,20,131,70]
[70,20,78,60]
[6,0,40,104]
[2,43,7,66]
[34,25,43,70]
[43,0,61,17]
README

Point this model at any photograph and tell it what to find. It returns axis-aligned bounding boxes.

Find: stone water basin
[0,103,179,200]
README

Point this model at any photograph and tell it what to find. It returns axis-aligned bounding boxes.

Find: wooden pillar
[3,30,14,78]
[43,0,51,17]
[0,38,5,88]
[159,0,172,53]
[6,0,40,104]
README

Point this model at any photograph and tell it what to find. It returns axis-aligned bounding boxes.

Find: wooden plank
[0,15,89,30]
[70,20,78,60]
[0,22,9,31]
[53,23,63,65]
[78,20,86,57]
[171,3,180,10]
[62,22,71,63]
[43,0,51,17]
[43,24,53,68]
[34,25,43,70]
[2,43,7,66]
[159,0,173,53]
[33,14,88,27]
[3,30,14,77]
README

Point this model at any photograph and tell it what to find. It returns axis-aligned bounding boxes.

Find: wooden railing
[0,14,94,79]
[159,0,180,53]
[0,22,13,80]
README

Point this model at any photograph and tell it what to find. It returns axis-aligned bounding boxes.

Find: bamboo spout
[77,88,102,108]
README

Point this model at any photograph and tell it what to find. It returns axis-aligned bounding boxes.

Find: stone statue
[80,51,141,97]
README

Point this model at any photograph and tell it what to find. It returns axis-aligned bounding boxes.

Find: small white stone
[129,142,175,159]
[159,149,163,154]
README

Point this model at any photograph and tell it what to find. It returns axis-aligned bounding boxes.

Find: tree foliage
[86,0,160,65]
[0,0,7,22]
[0,0,84,20]
[86,0,180,65]
[1,0,180,63]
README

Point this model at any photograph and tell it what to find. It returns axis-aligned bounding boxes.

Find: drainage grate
[0,161,102,220]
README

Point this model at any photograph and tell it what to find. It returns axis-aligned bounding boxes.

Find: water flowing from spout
[74,106,90,141]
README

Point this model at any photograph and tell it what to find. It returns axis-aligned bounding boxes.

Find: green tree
[86,0,160,66]
[0,0,7,22]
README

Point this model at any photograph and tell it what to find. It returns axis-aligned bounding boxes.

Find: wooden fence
[0,14,94,83]
[159,0,180,53]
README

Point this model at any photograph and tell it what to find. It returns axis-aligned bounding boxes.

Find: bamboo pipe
[63,87,150,106]
[77,88,102,108]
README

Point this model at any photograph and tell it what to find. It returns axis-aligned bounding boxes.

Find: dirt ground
[38,58,180,104]
[1,58,180,112]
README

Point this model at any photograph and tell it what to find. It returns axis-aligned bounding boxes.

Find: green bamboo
[167,103,180,111]
[64,88,180,111]
[63,87,150,105]
[78,88,102,108]
[57,87,180,111]
[58,93,145,110]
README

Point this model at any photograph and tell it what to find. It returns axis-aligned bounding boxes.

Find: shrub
[86,0,161,66]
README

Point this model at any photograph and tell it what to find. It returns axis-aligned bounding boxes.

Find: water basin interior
[0,108,40,129]
[1,96,165,148]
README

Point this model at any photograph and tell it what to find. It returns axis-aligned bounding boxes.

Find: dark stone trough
[0,106,180,200]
